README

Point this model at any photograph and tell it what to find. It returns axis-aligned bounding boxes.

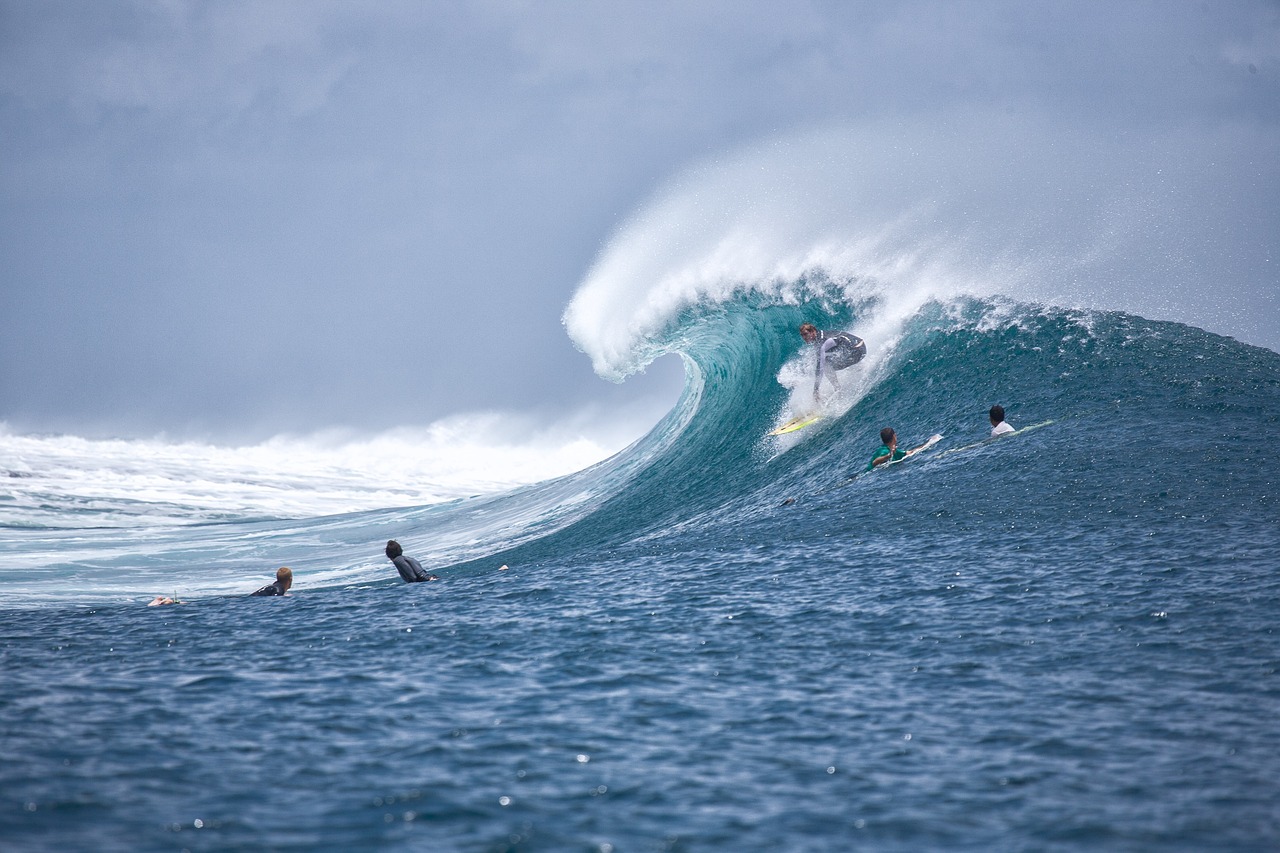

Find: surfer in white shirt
[989,405,1015,437]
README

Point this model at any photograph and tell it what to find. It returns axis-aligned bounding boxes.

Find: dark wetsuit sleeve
[406,557,430,581]
[393,555,428,583]
[250,581,284,597]
[392,555,414,582]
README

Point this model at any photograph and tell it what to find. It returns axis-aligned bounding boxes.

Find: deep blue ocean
[3,293,1279,851]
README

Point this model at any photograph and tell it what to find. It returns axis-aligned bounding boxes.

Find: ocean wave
[4,287,1277,607]
[563,115,1278,385]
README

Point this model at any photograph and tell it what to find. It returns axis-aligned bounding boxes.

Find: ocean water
[3,283,1278,852]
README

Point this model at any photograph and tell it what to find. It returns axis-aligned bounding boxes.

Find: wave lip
[565,115,1280,383]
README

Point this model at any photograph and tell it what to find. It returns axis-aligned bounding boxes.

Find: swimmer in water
[989,404,1015,437]
[866,427,936,471]
[250,567,293,597]
[385,540,439,583]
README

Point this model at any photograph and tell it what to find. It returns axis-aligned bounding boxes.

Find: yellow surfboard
[769,414,822,436]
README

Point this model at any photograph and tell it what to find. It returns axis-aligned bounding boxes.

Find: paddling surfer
[385,540,438,583]
[989,405,1015,437]
[866,428,935,471]
[799,323,866,402]
[250,566,293,596]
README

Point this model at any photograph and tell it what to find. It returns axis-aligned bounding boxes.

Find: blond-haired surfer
[250,566,293,597]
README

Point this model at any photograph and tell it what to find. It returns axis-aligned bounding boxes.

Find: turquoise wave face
[4,292,1275,608]
[450,293,1280,573]
[6,294,1278,851]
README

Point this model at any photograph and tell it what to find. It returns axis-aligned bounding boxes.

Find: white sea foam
[563,124,969,380]
[0,407,650,528]
[564,113,1279,378]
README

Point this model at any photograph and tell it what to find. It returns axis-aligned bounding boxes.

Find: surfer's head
[799,323,818,343]
[385,540,403,560]
[276,566,293,591]
[880,427,896,446]
[989,405,1005,426]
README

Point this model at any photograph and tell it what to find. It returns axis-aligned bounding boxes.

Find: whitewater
[3,121,1279,851]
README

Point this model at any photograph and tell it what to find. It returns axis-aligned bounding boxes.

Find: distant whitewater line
[0,410,646,528]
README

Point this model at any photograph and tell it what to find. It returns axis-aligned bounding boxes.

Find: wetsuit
[392,555,432,583]
[865,443,906,472]
[813,330,867,394]
[250,580,288,597]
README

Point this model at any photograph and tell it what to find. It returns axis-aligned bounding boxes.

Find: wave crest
[563,113,1280,382]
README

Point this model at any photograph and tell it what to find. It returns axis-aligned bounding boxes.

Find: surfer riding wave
[799,323,866,402]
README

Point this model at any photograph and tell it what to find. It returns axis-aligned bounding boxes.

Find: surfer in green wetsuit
[866,427,935,471]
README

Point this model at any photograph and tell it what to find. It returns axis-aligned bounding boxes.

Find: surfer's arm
[905,434,942,456]
[814,338,836,393]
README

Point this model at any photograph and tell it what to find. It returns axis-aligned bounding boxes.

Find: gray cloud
[1,1,1276,439]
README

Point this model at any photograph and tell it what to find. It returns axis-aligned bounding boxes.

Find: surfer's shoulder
[250,567,293,597]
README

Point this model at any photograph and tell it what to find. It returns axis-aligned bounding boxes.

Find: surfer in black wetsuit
[799,323,866,401]
[386,540,438,583]
[250,566,292,596]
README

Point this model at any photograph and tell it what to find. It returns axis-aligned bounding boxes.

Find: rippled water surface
[4,301,1279,851]
[5,521,1278,851]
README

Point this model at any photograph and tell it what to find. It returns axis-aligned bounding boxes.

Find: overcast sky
[2,1,1277,440]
